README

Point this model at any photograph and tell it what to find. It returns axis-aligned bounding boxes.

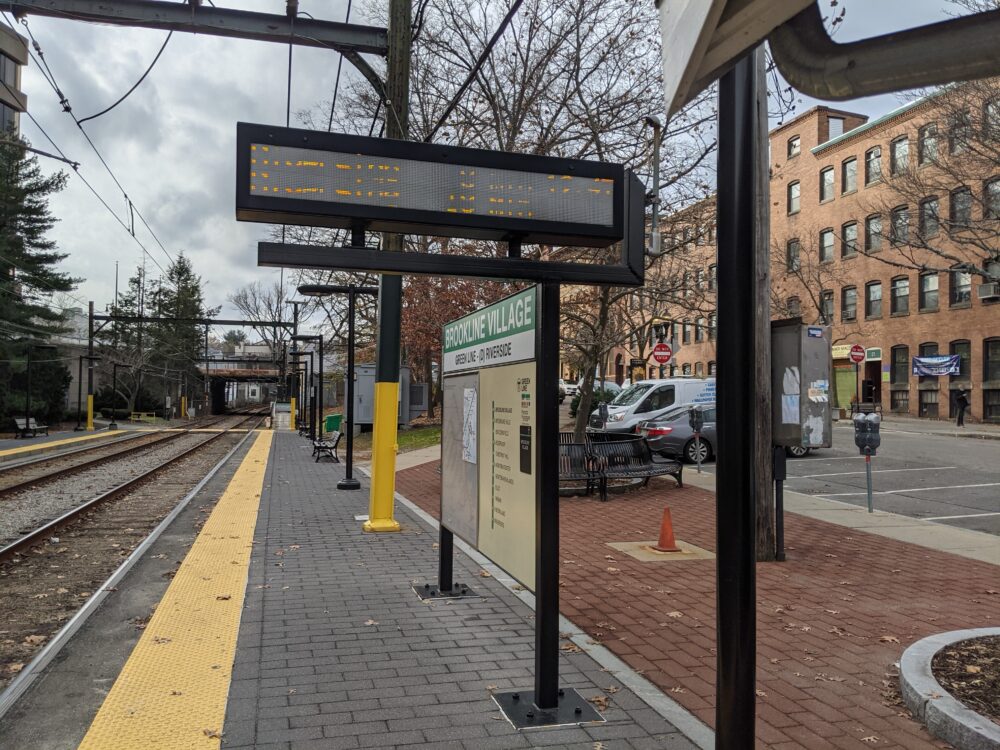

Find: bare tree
[227,280,290,357]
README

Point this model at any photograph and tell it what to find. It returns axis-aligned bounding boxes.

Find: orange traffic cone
[652,508,682,553]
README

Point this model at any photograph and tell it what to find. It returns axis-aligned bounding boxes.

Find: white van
[588,378,716,434]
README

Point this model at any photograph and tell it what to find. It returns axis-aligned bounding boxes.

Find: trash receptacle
[325,414,343,433]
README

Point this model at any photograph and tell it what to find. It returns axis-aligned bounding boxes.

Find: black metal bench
[589,436,683,501]
[12,417,48,438]
[558,442,598,497]
[313,432,342,463]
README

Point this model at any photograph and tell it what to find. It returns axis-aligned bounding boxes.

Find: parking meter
[688,405,704,433]
[598,401,609,429]
[852,412,881,456]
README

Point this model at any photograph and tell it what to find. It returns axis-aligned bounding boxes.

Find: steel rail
[0,417,264,563]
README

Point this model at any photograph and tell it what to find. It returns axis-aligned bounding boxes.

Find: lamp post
[290,350,312,438]
[644,115,662,256]
[297,284,380,491]
[292,333,325,442]
[75,354,103,430]
[109,363,131,430]
[22,343,57,438]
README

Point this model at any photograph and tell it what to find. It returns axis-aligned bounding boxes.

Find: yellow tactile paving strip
[78,430,273,750]
[0,430,121,458]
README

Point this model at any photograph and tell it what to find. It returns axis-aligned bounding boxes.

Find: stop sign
[652,342,673,364]
[849,344,866,364]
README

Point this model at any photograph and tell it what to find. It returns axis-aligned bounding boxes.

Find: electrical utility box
[352,364,429,426]
[771,319,833,449]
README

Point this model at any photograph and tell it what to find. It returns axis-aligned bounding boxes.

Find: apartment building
[603,85,1000,423]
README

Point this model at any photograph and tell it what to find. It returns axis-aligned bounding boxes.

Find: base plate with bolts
[493,688,605,729]
[412,582,480,601]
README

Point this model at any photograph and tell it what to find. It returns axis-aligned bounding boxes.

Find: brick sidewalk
[223,432,699,749]
[396,461,1000,750]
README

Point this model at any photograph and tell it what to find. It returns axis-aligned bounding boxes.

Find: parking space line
[817,482,1000,497]
[923,511,1000,521]
[788,466,955,479]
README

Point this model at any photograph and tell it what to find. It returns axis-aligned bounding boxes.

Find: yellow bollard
[289,397,297,431]
[86,394,94,431]
[363,381,401,532]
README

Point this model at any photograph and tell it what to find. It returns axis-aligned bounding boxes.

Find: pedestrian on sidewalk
[955,389,969,427]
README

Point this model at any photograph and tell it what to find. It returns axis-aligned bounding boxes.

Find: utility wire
[77,31,172,125]
[424,0,525,143]
[326,0,353,131]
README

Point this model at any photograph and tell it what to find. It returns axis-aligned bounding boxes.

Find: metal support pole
[23,353,32,438]
[438,526,454,594]
[318,336,325,439]
[87,301,95,430]
[715,50,760,749]
[535,282,560,709]
[865,447,874,513]
[110,364,120,430]
[774,446,786,562]
[339,285,362,491]
[75,355,85,430]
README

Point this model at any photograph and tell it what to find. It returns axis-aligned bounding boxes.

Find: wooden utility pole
[752,51,774,561]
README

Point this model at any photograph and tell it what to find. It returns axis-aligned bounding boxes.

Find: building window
[890,136,909,175]
[708,264,717,290]
[865,281,882,319]
[918,123,938,165]
[950,340,971,383]
[828,116,844,139]
[0,102,15,132]
[919,197,939,238]
[669,364,677,377]
[865,214,882,252]
[682,320,691,345]
[787,297,801,316]
[891,276,910,315]
[919,271,939,311]
[694,268,704,289]
[890,205,909,244]
[695,317,706,343]
[695,362,704,377]
[865,147,881,184]
[919,389,939,418]
[919,342,939,385]
[950,187,972,227]
[987,338,1000,380]
[708,313,717,341]
[950,268,972,306]
[819,228,834,262]
[820,166,834,202]
[708,361,717,376]
[786,239,801,271]
[841,222,858,257]
[0,54,16,88]
[841,157,857,194]
[682,363,691,376]
[987,178,1000,219]
[787,135,800,158]
[891,390,910,413]
[820,290,834,324]
[986,389,1000,422]
[949,110,971,154]
[787,181,800,214]
[891,345,909,385]
[841,286,857,321]
[985,98,1000,140]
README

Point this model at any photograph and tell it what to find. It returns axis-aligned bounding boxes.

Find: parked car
[588,378,715,434]
[562,379,579,397]
[638,405,717,463]
[558,379,567,403]
[638,403,816,462]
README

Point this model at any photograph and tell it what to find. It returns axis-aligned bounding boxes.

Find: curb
[899,628,1000,750]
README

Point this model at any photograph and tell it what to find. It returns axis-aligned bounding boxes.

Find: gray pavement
[223,431,700,750]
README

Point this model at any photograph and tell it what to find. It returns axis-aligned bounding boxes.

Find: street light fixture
[644,115,662,256]
[297,283,380,491]
[22,342,57,438]
[75,354,103,430]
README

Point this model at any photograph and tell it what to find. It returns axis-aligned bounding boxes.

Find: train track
[0,415,252,499]
[0,415,264,563]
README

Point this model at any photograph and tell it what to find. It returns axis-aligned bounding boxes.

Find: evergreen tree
[0,136,76,424]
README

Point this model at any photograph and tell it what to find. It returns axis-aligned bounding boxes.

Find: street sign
[652,342,673,364]
[849,344,866,364]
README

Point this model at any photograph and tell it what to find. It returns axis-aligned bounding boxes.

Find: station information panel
[236,123,625,247]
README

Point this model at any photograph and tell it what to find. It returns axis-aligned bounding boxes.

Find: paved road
[780,423,1000,535]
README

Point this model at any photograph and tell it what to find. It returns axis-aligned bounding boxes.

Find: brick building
[602,85,1000,422]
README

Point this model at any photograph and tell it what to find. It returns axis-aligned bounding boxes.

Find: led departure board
[236,123,625,247]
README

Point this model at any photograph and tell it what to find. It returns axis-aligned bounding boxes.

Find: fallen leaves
[560,642,583,653]
[878,635,900,644]
[363,619,379,626]
[23,634,46,646]
[215,594,232,601]
[478,570,492,578]
[588,694,609,711]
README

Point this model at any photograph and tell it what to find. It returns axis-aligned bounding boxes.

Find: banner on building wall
[911,355,960,376]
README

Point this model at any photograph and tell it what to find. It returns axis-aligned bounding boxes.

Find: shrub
[569,387,618,418]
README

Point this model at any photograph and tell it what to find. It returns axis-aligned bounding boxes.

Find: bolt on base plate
[412,582,479,601]
[493,688,605,729]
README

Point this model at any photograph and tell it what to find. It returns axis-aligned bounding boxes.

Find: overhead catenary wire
[77,31,173,125]
[424,0,525,143]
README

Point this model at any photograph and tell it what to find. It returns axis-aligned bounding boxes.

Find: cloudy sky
[15,0,959,323]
